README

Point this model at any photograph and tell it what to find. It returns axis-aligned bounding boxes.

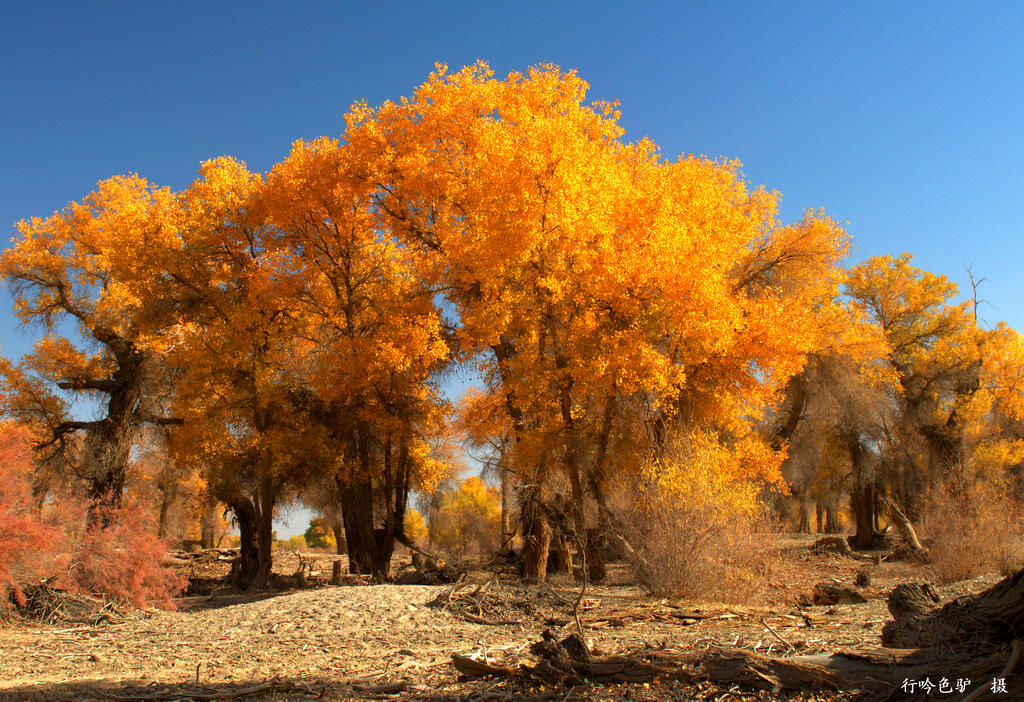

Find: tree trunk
[845,433,875,549]
[500,461,513,544]
[200,500,222,550]
[883,569,1024,648]
[341,477,375,575]
[251,476,275,590]
[521,490,551,580]
[849,482,875,549]
[331,522,345,584]
[796,495,811,533]
[371,529,395,579]
[883,496,926,555]
[547,535,572,574]
[157,486,172,539]
[339,475,397,580]
[230,497,260,590]
[824,501,841,534]
[584,528,607,583]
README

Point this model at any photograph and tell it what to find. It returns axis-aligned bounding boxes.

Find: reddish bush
[1,421,186,612]
[0,422,60,608]
[57,503,187,609]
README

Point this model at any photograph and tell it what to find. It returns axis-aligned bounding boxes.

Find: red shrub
[56,503,187,609]
[1,421,186,611]
[0,422,60,608]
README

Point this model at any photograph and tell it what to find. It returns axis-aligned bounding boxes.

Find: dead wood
[883,569,1024,648]
[811,536,852,557]
[452,653,514,677]
[99,677,310,700]
[350,681,409,694]
[463,613,522,626]
[17,584,136,625]
[882,497,927,558]
[429,572,467,611]
[808,581,868,605]
[397,556,463,585]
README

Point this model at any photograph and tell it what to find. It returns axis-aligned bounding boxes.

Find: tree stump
[811,581,868,605]
[811,536,852,557]
[883,570,1024,649]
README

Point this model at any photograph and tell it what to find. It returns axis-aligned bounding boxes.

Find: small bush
[920,468,1022,583]
[621,486,773,603]
[1,420,186,612]
[615,431,779,603]
[0,422,61,609]
[54,503,188,610]
[281,534,307,552]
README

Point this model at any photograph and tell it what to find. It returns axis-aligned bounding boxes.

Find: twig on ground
[759,616,795,654]
[537,578,573,606]
[100,677,302,701]
[572,532,588,644]
[436,572,467,611]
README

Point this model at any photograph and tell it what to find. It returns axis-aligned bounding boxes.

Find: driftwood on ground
[452,567,1024,698]
[882,497,927,558]
[810,581,868,605]
[883,570,1024,648]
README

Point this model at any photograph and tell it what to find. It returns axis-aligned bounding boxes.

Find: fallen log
[883,569,1024,649]
[451,653,514,678]
[451,569,1024,697]
[882,497,927,558]
[811,581,868,605]
[811,536,852,557]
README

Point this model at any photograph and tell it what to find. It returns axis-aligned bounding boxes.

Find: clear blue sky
[3,2,1023,534]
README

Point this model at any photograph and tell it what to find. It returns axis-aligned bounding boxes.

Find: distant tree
[403,508,428,546]
[304,516,337,550]
[428,476,502,559]
[283,534,307,552]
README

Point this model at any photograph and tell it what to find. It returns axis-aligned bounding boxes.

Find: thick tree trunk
[230,497,260,590]
[849,482,875,549]
[547,535,572,574]
[824,501,841,534]
[795,494,811,533]
[250,477,275,590]
[200,500,222,550]
[339,476,397,580]
[883,569,1024,648]
[584,528,607,583]
[84,433,127,530]
[521,490,551,580]
[341,478,375,575]
[845,433,875,549]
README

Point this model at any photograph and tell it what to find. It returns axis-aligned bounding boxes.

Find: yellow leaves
[1,62,864,536]
[428,475,502,556]
[640,429,783,519]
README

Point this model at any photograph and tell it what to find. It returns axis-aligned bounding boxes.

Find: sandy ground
[0,536,1008,701]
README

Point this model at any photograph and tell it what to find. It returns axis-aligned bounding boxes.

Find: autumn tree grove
[3,62,1023,595]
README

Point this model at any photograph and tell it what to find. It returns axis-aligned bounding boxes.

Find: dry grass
[617,487,775,604]
[920,468,1023,583]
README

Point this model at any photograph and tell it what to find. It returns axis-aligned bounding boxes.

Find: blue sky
[3,2,1023,534]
